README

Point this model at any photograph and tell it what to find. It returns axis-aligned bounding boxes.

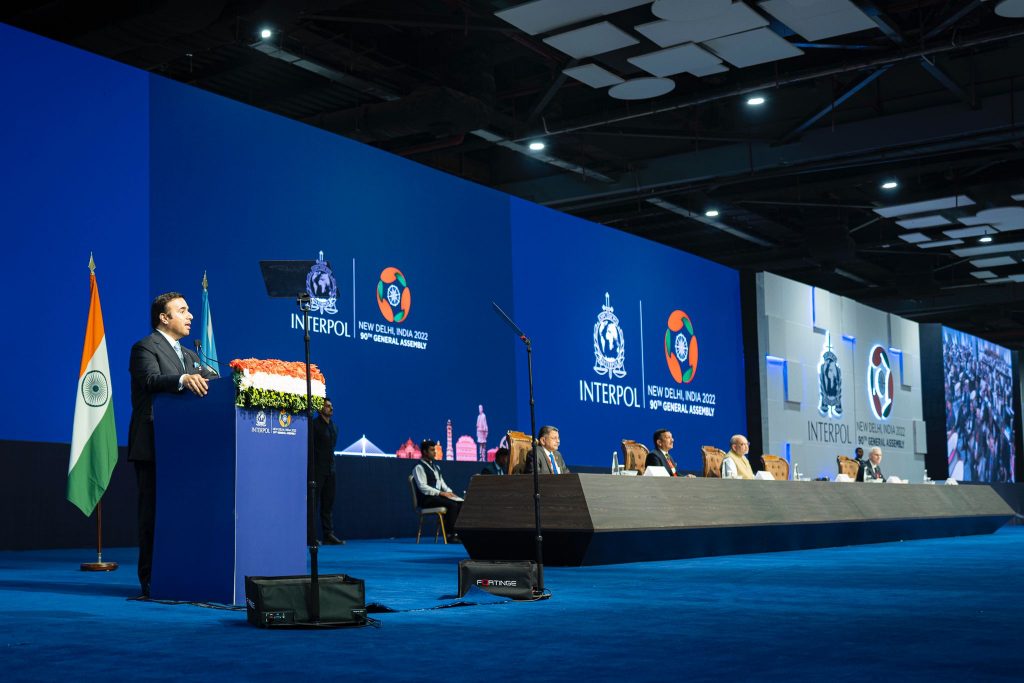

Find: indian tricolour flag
[67,261,118,516]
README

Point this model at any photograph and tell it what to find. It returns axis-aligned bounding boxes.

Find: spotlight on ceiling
[528,141,546,152]
[259,27,273,39]
[881,180,899,190]
[705,209,720,218]
[746,96,766,106]
[979,235,993,243]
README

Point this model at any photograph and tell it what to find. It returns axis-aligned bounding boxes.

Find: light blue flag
[201,272,220,376]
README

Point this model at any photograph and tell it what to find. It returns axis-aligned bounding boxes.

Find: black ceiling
[6,0,1024,347]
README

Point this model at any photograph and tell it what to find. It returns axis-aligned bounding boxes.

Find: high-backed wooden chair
[836,455,861,480]
[408,474,446,544]
[506,430,533,475]
[760,454,789,481]
[701,445,725,478]
[621,440,649,474]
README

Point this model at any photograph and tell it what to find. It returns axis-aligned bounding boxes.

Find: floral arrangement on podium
[229,358,326,412]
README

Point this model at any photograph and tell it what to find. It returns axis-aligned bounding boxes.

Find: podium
[151,380,307,604]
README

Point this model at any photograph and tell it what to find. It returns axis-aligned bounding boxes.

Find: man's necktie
[665,453,678,476]
[547,451,559,474]
[173,341,186,371]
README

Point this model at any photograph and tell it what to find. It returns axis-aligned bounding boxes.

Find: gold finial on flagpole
[202,270,208,290]
[88,252,96,274]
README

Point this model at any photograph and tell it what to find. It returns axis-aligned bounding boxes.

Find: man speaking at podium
[128,292,216,597]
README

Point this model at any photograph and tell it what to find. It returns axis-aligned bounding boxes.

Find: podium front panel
[234,408,307,601]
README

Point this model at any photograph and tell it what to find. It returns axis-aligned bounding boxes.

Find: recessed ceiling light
[705,209,720,217]
[259,28,273,39]
[746,96,765,106]
[881,180,899,190]
[979,235,994,243]
[528,141,546,151]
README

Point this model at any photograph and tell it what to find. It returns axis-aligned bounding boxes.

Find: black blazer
[646,449,676,474]
[128,331,215,463]
[862,461,884,482]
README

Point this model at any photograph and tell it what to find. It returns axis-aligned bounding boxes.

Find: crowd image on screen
[943,328,1016,483]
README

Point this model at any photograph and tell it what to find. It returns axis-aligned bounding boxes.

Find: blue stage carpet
[3,528,1022,682]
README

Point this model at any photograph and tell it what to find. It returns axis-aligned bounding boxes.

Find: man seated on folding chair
[412,439,463,542]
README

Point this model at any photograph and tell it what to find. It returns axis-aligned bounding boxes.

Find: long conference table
[455,474,1014,566]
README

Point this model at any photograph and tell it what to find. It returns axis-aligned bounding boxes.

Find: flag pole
[81,498,118,571]
[73,253,118,572]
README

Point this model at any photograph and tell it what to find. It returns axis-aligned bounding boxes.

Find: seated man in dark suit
[480,447,510,475]
[524,425,569,474]
[647,429,679,476]
[646,429,697,478]
[862,446,885,482]
[412,439,462,540]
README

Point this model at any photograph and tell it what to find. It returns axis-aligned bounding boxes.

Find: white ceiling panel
[703,27,803,68]
[652,0,732,21]
[874,195,975,218]
[758,0,877,40]
[543,21,639,58]
[635,4,768,47]
[970,256,1016,268]
[951,240,1024,257]
[563,63,625,88]
[895,215,951,229]
[608,77,676,100]
[495,0,652,36]
[971,271,998,279]
[943,226,992,239]
[1012,193,1024,201]
[898,232,931,244]
[628,43,728,78]
[916,239,964,249]
[1009,273,1024,282]
[958,206,1024,233]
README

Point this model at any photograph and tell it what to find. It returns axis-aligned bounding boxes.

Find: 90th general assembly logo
[376,267,411,324]
[278,410,292,428]
[664,310,698,384]
[306,250,338,315]
[867,345,894,419]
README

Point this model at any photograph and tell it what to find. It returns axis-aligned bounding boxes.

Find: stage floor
[3,529,1022,681]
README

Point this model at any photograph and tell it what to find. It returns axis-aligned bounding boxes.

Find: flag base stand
[81,561,118,572]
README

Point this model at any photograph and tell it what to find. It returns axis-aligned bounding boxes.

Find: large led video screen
[943,327,1016,482]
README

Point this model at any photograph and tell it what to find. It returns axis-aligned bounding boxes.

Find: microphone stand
[492,302,545,596]
[193,339,220,377]
[297,292,321,623]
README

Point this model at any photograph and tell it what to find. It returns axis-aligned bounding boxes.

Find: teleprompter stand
[491,302,549,599]
[258,259,354,628]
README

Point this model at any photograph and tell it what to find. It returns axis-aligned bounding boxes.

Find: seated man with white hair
[862,447,885,482]
[721,434,755,480]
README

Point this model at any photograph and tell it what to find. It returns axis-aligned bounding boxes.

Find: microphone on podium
[193,339,221,377]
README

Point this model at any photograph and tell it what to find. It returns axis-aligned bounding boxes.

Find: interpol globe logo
[664,310,698,384]
[305,250,338,315]
[867,344,894,419]
[593,292,626,378]
[81,370,109,407]
[376,267,411,324]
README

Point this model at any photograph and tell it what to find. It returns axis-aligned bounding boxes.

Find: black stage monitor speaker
[245,574,366,628]
[458,560,538,599]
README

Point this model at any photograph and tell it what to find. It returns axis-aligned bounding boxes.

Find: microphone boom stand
[492,302,545,596]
